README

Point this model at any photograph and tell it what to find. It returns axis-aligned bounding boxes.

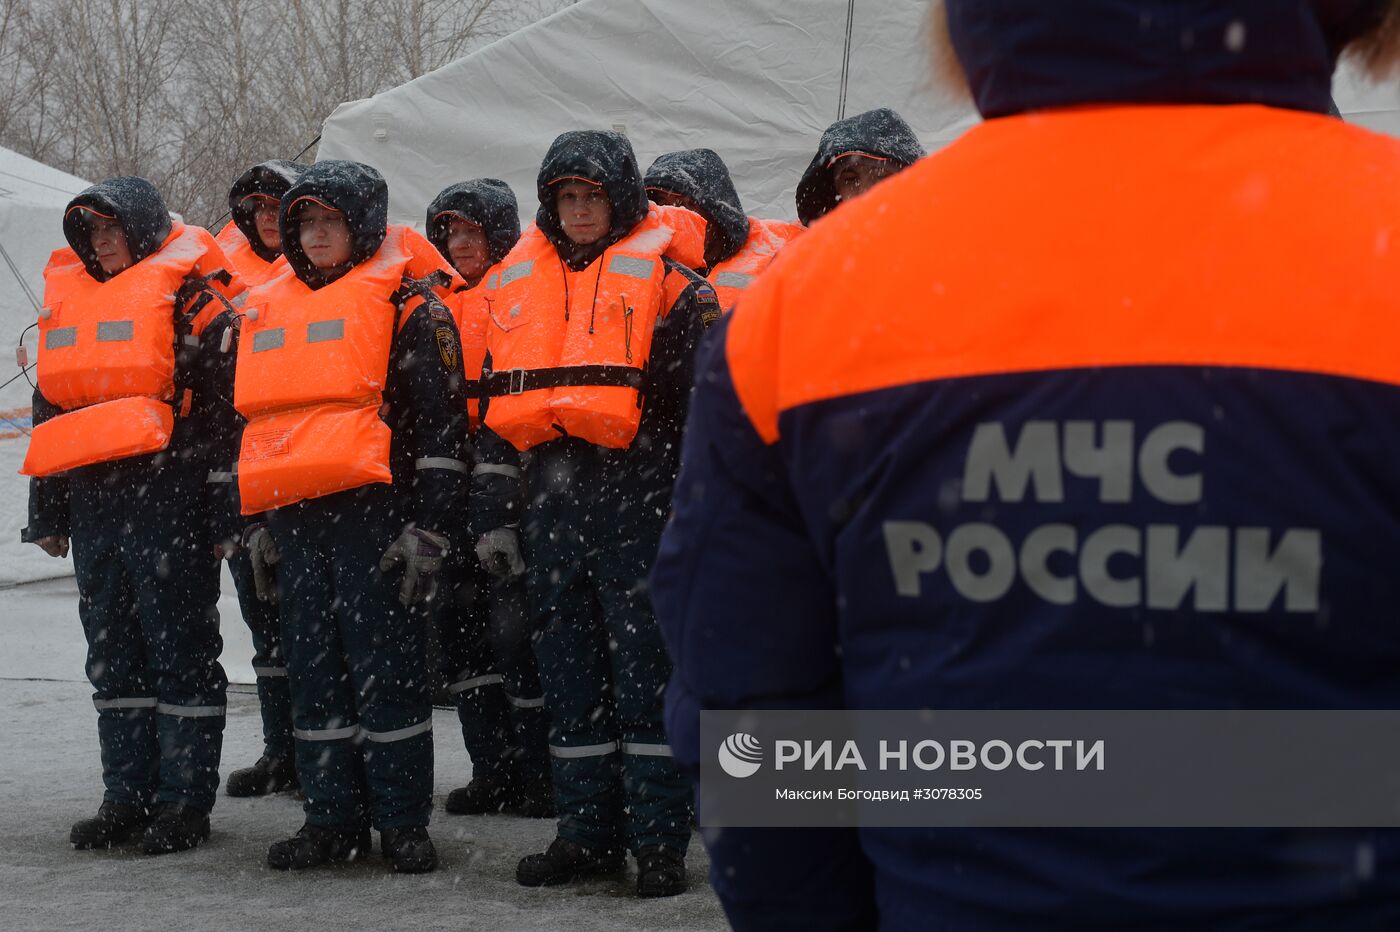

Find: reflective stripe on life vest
[233,225,416,512]
[708,217,803,313]
[483,205,687,451]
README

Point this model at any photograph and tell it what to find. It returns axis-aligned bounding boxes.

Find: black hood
[279,160,388,290]
[426,178,522,267]
[645,149,750,268]
[796,108,925,225]
[228,159,309,262]
[944,0,1387,119]
[62,176,172,283]
[536,130,650,270]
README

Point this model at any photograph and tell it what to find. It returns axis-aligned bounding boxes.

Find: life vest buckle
[508,368,526,395]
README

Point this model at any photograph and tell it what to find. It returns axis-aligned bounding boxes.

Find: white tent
[318,0,976,225]
[0,147,88,362]
[0,147,87,586]
[320,0,1400,228]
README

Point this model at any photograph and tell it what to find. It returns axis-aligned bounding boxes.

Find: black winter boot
[141,803,211,855]
[516,836,625,887]
[266,823,372,870]
[636,845,688,897]
[70,801,151,849]
[226,755,297,797]
[444,773,513,815]
[380,826,438,873]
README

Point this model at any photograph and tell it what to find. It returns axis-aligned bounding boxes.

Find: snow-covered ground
[0,579,725,931]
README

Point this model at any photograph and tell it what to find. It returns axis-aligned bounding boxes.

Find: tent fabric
[0,146,88,586]
[0,147,89,337]
[318,0,1400,230]
[317,0,978,226]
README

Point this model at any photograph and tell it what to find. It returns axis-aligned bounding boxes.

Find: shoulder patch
[435,327,459,370]
[696,286,719,305]
[428,302,454,323]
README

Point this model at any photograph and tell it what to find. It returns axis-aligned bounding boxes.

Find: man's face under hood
[535,130,649,261]
[230,160,308,262]
[425,179,522,268]
[278,160,388,290]
[62,176,172,282]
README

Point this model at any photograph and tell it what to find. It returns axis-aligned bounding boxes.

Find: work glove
[243,523,281,603]
[379,524,450,607]
[475,526,525,579]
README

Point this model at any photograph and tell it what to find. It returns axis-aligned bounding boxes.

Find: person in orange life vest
[795,107,925,225]
[215,160,307,290]
[233,160,470,874]
[652,1,1400,928]
[21,176,245,855]
[423,178,553,818]
[207,159,308,799]
[472,130,717,897]
[644,148,803,315]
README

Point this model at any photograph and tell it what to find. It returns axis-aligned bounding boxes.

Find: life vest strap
[480,364,646,398]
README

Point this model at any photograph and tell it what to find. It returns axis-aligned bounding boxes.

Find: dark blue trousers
[71,459,226,812]
[522,442,692,854]
[268,485,433,831]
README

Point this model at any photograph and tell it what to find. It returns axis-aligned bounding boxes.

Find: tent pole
[838,0,857,120]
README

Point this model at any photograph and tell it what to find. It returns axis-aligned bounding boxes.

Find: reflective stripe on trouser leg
[94,697,158,711]
[549,741,620,758]
[448,673,503,695]
[361,720,432,743]
[293,723,362,742]
[157,702,226,718]
[620,742,672,757]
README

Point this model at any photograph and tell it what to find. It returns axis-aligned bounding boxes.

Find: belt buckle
[508,369,526,395]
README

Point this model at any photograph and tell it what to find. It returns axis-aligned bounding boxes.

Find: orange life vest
[22,222,238,477]
[653,204,707,270]
[708,218,804,313]
[483,205,701,451]
[447,275,493,432]
[216,220,282,290]
[233,225,421,514]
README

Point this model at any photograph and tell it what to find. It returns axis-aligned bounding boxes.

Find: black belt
[476,365,646,399]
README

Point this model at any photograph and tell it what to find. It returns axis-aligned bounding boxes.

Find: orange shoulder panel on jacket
[728,104,1400,444]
